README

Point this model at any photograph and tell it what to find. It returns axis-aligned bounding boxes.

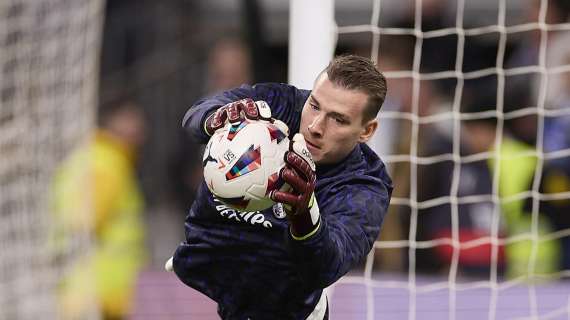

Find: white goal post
[288,0,336,89]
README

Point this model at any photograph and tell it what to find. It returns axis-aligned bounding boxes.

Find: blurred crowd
[370,0,570,279]
[53,0,570,317]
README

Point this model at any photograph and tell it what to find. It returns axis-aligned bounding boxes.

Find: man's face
[300,73,377,165]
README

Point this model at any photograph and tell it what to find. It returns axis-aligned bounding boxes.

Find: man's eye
[334,117,347,124]
[310,104,319,110]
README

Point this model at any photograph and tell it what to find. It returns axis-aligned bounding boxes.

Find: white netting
[335,0,570,319]
[0,1,104,319]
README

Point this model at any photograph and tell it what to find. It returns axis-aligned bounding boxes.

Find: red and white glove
[204,98,272,136]
[271,133,320,239]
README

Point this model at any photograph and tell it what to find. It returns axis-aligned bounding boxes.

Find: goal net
[307,0,570,318]
[0,1,105,319]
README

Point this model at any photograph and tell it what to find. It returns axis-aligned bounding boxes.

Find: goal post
[288,0,336,89]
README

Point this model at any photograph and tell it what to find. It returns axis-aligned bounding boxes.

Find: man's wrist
[290,218,321,241]
[289,199,321,240]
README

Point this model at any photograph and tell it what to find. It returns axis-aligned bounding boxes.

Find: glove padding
[204,98,272,136]
[271,134,320,239]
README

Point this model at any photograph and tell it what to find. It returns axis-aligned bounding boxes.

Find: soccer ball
[202,118,290,211]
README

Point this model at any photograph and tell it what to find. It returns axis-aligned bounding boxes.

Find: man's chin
[312,154,325,165]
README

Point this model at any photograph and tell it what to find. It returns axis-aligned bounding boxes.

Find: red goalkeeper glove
[204,98,272,136]
[271,133,321,239]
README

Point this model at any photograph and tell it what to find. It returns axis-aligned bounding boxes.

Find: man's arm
[270,135,393,289]
[287,181,392,289]
[181,83,310,143]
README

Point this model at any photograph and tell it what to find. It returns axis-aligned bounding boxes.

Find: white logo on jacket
[213,198,273,228]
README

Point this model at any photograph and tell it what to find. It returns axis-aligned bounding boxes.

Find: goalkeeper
[169,55,393,319]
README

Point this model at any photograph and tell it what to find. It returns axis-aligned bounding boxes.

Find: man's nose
[308,114,324,137]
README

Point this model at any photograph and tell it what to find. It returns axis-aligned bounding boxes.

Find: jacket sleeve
[286,177,392,289]
[181,83,310,144]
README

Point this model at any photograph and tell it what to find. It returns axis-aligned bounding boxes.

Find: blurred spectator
[206,37,253,94]
[367,0,568,276]
[361,35,450,271]
[414,88,507,276]
[507,0,570,110]
[535,161,570,271]
[540,0,569,107]
[498,138,560,279]
[170,37,254,214]
[544,53,570,155]
[392,0,456,74]
[503,0,569,146]
[532,52,570,271]
[364,34,456,272]
[51,97,148,319]
[501,0,570,276]
[414,81,561,278]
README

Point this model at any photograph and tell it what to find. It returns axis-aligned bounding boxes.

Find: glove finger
[227,102,243,123]
[270,190,299,207]
[272,119,289,136]
[285,152,315,181]
[242,99,260,120]
[254,100,272,120]
[211,107,229,129]
[290,133,316,171]
[280,167,307,192]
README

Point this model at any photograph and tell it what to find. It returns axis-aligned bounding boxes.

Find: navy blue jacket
[173,83,393,319]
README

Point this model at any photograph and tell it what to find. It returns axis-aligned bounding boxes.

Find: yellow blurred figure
[494,139,560,279]
[52,99,148,319]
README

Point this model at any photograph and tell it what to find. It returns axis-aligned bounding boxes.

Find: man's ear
[359,119,378,143]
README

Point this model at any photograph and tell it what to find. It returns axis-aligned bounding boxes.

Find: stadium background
[1,0,570,319]
[98,0,548,268]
